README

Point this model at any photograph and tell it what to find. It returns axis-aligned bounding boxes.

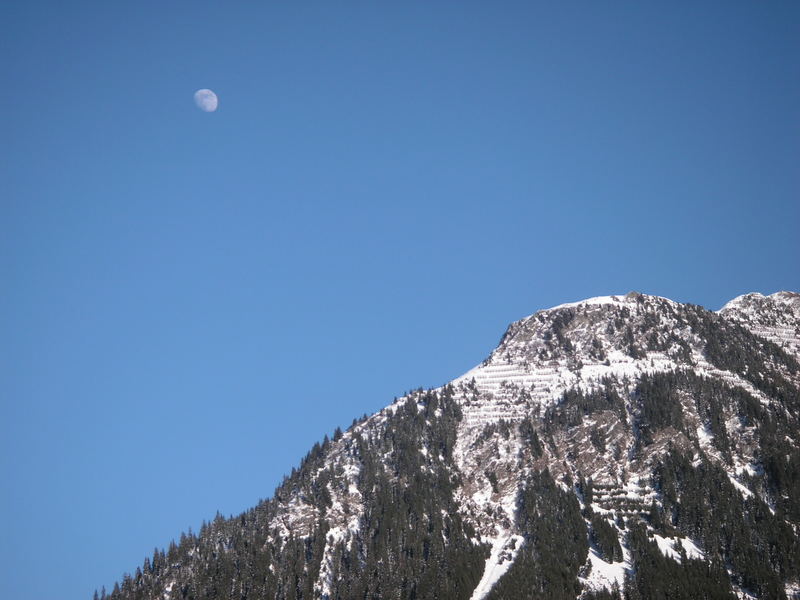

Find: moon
[194,89,218,112]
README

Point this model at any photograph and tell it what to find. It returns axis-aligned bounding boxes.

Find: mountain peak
[720,290,800,313]
[453,292,694,413]
[718,290,800,357]
[452,289,799,418]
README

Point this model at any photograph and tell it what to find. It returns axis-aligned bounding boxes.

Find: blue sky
[2,2,798,598]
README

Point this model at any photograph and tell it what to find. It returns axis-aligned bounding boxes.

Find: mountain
[99,291,800,600]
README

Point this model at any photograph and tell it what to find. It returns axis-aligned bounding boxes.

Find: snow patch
[727,475,754,498]
[549,295,625,311]
[653,534,704,562]
[584,548,627,593]
[696,424,713,447]
[315,513,361,599]
[469,534,524,600]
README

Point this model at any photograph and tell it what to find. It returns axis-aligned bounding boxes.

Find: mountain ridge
[101,291,800,600]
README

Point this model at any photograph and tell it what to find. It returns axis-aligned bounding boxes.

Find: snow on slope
[445,291,800,598]
[469,534,524,600]
[583,547,628,594]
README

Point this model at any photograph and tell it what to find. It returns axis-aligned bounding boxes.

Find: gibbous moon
[194,89,218,112]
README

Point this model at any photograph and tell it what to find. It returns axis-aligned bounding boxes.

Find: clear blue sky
[2,2,798,598]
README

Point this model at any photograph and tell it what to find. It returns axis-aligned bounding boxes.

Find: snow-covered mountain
[102,292,800,600]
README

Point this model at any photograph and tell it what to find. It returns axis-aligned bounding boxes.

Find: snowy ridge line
[548,293,680,312]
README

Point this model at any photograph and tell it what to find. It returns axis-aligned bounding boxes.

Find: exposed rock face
[103,292,800,600]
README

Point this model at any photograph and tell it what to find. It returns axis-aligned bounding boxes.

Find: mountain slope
[100,292,800,600]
